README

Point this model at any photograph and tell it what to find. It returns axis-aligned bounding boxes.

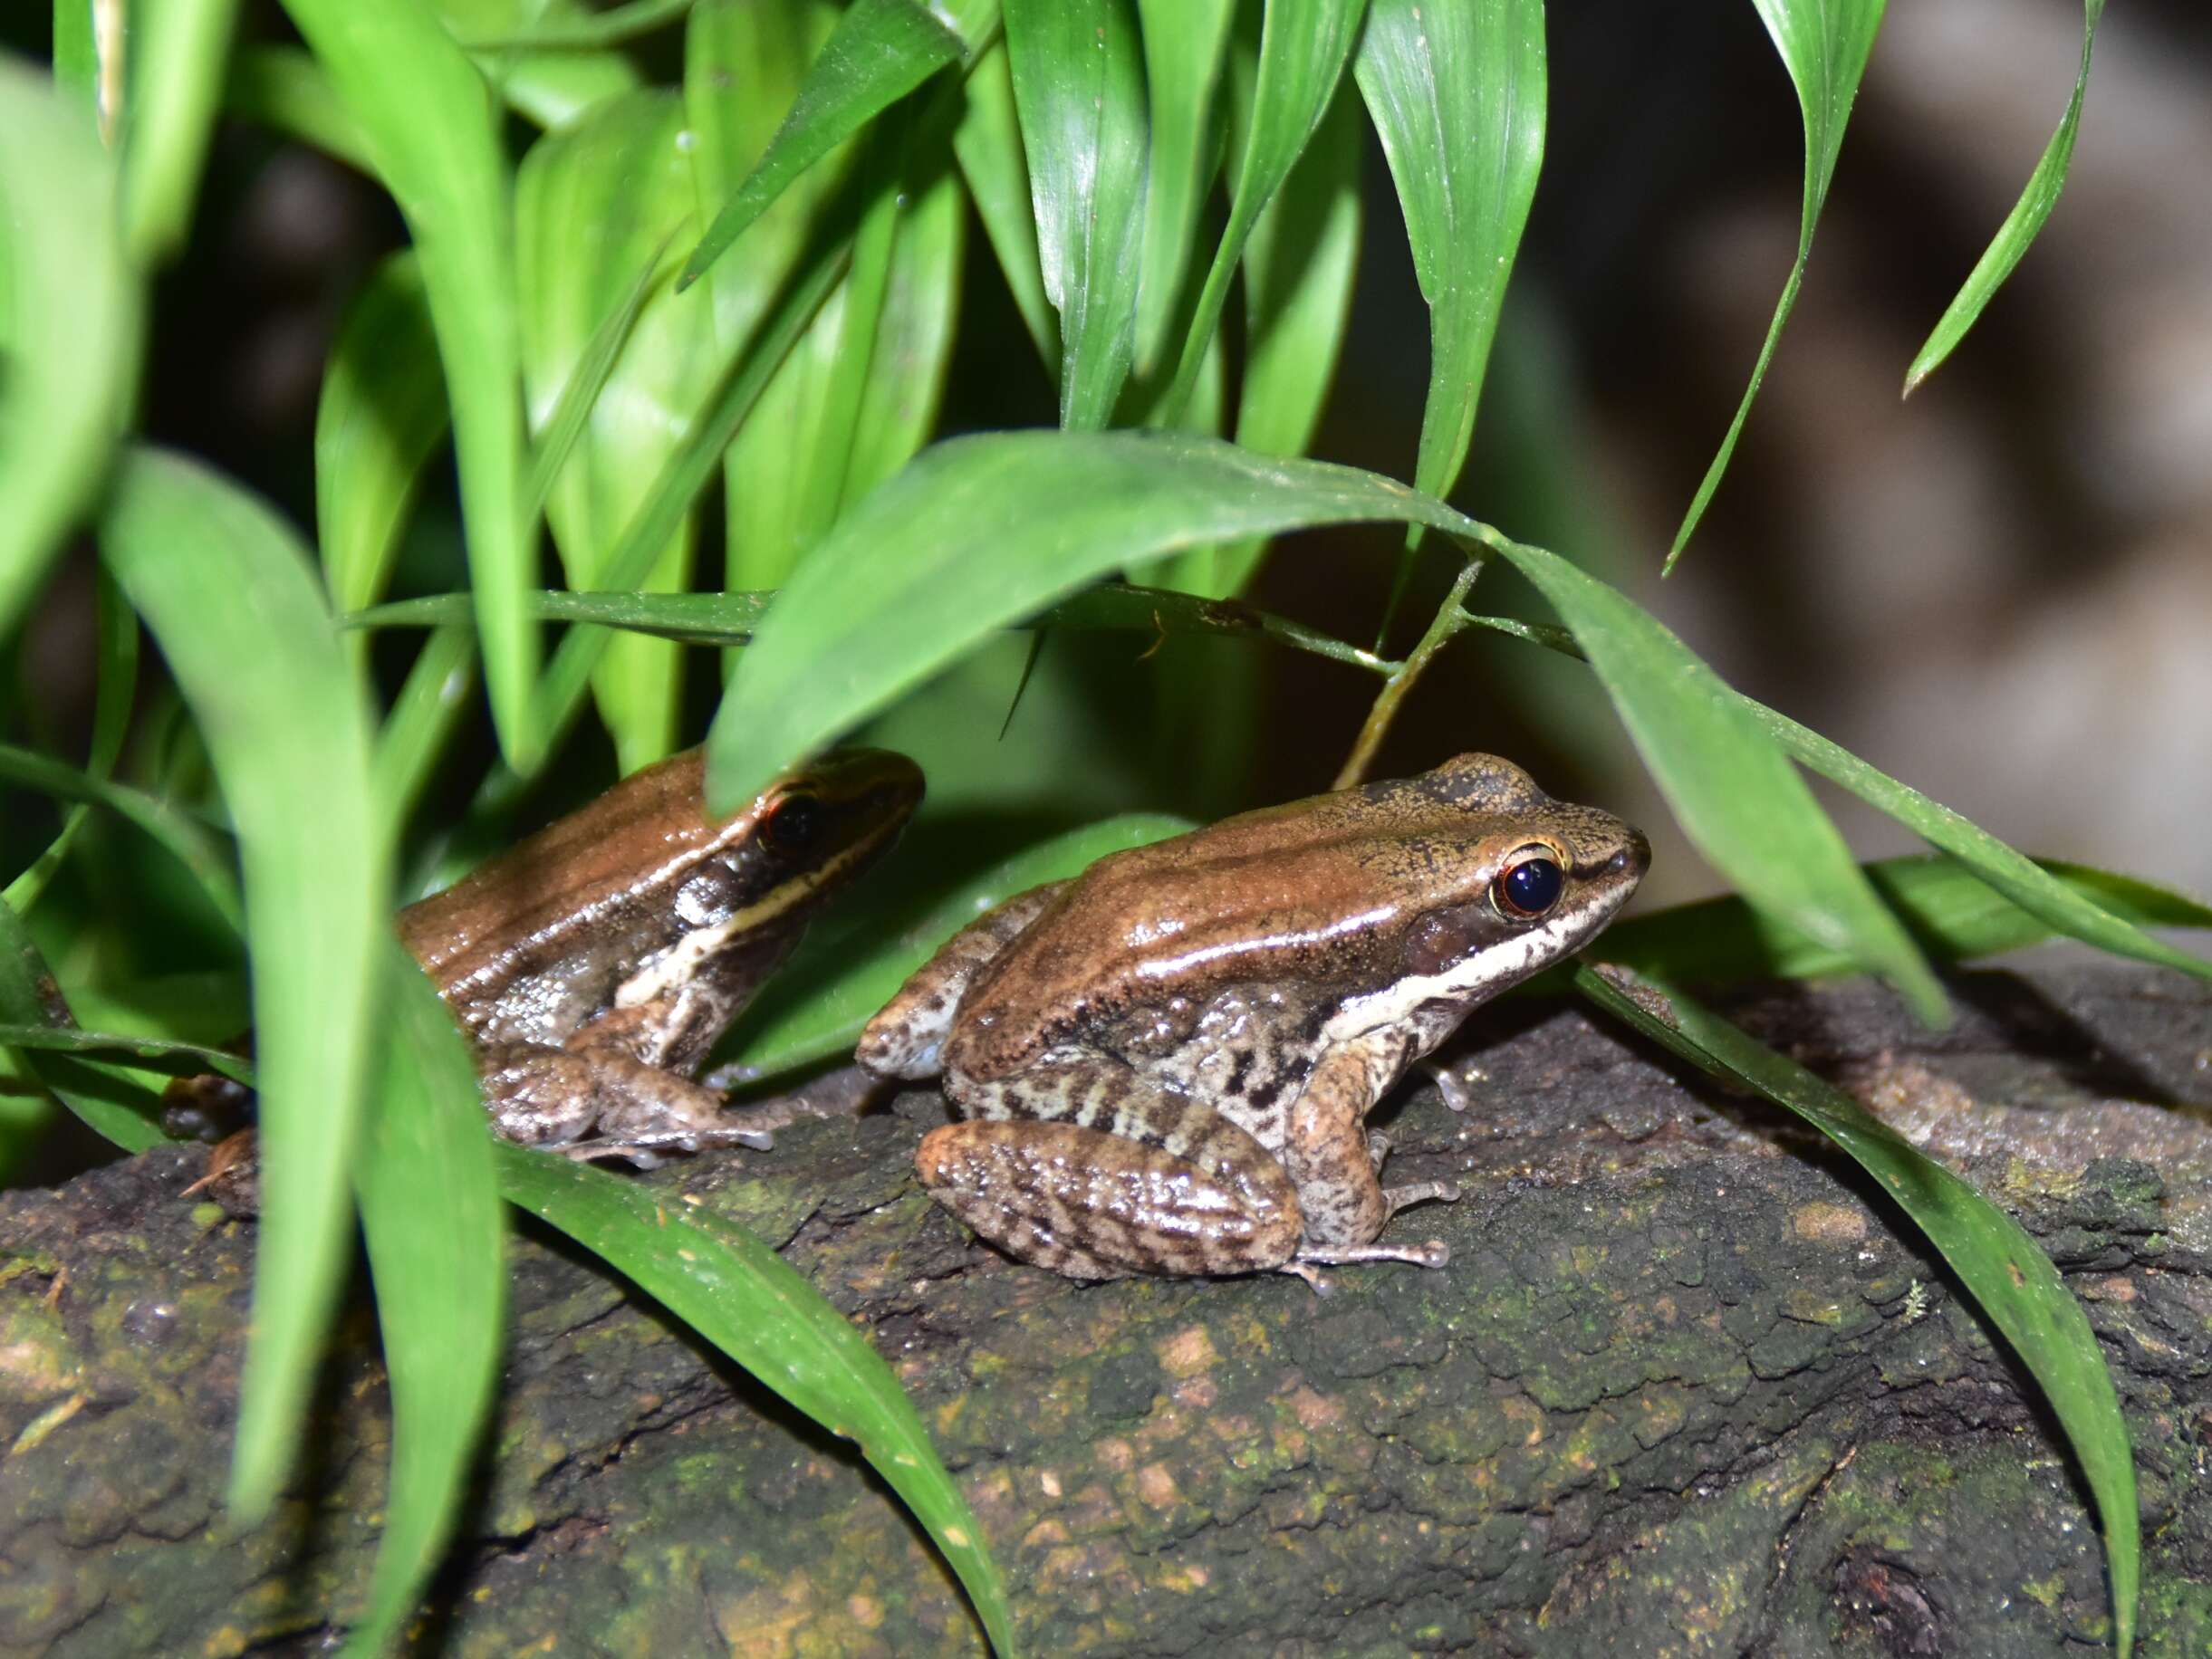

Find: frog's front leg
[477,1040,774,1164]
[1283,1033,1461,1266]
[917,1065,1302,1279]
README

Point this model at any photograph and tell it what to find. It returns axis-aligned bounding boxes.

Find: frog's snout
[1610,828,1651,882]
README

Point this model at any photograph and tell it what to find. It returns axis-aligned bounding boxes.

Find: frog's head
[697,747,927,939]
[1374,753,1647,993]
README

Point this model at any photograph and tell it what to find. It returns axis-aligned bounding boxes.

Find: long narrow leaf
[317,253,448,653]
[1905,0,2104,393]
[0,899,170,1153]
[950,38,1058,373]
[1353,0,1544,509]
[1601,853,2212,985]
[101,449,386,1527]
[224,45,373,169]
[1159,0,1362,424]
[118,0,241,262]
[0,54,143,639]
[1574,964,2137,1659]
[283,0,539,769]
[1130,0,1235,381]
[341,949,505,1659]
[494,1146,1016,1658]
[1004,0,1149,427]
[679,0,967,289]
[1667,0,1884,566]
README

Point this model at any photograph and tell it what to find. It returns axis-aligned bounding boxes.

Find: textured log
[1,964,2208,1656]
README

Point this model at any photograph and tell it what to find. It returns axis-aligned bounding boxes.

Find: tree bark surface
[1,964,2208,1657]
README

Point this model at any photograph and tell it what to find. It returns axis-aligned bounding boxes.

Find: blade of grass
[1482,532,1947,1023]
[1164,46,1362,599]
[0,1022,256,1084]
[0,897,169,1153]
[951,38,1059,374]
[1906,0,2105,392]
[1573,963,2137,1659]
[0,740,243,929]
[841,139,965,499]
[1667,0,1884,568]
[1352,0,1544,513]
[283,0,540,770]
[1004,0,1149,428]
[340,948,505,1659]
[729,810,1192,1076]
[118,0,241,263]
[518,89,713,770]
[373,625,481,849]
[494,1146,1017,1657]
[0,54,143,640]
[101,448,386,1527]
[1158,0,1362,426]
[5,571,139,915]
[1601,853,2212,985]
[679,0,967,289]
[317,252,449,666]
[224,45,373,170]
[1130,0,1235,382]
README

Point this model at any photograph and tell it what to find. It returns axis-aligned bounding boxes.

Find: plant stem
[1332,557,1484,789]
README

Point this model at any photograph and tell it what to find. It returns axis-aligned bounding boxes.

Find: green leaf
[0,1022,254,1084]
[0,53,143,640]
[1353,0,1544,508]
[225,46,374,176]
[316,253,448,649]
[518,89,714,770]
[1159,0,1362,426]
[454,0,692,49]
[1746,698,2212,986]
[1167,48,1363,599]
[951,38,1059,373]
[341,949,505,1659]
[5,571,139,915]
[432,0,643,129]
[678,0,967,290]
[1004,0,1149,428]
[841,143,964,499]
[118,0,242,263]
[1130,0,1235,382]
[1667,0,1883,567]
[283,0,540,770]
[100,449,386,1528]
[1574,964,2137,1659]
[494,1146,1016,1658]
[1905,0,2103,394]
[0,898,169,1154]
[1601,853,2212,985]
[528,234,852,751]
[707,430,1467,807]
[731,811,1192,1076]
[1486,534,1948,1024]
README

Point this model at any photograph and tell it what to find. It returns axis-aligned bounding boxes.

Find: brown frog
[858,754,1645,1285]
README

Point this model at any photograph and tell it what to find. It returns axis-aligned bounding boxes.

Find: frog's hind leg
[915,1088,1303,1280]
[857,881,1068,1080]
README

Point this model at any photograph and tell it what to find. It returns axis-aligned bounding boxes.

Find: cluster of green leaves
[0,0,2182,1654]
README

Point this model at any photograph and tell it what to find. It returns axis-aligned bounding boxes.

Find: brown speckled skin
[861,754,1647,1283]
[400,747,920,1158]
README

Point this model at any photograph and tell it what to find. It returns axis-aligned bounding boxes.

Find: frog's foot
[483,1042,773,1163]
[1383,1176,1461,1219]
[1427,1060,1475,1114]
[557,1122,778,1166]
[916,1117,1303,1280]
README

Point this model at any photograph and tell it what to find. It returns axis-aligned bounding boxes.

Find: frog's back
[947,758,1555,1077]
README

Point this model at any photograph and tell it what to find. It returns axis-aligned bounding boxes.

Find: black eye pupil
[1500,857,1564,917]
[763,794,822,856]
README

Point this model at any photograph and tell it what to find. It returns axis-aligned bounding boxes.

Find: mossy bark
[2,964,2208,1656]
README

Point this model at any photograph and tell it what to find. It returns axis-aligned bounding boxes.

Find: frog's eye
[759,791,823,858]
[1494,848,1565,919]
